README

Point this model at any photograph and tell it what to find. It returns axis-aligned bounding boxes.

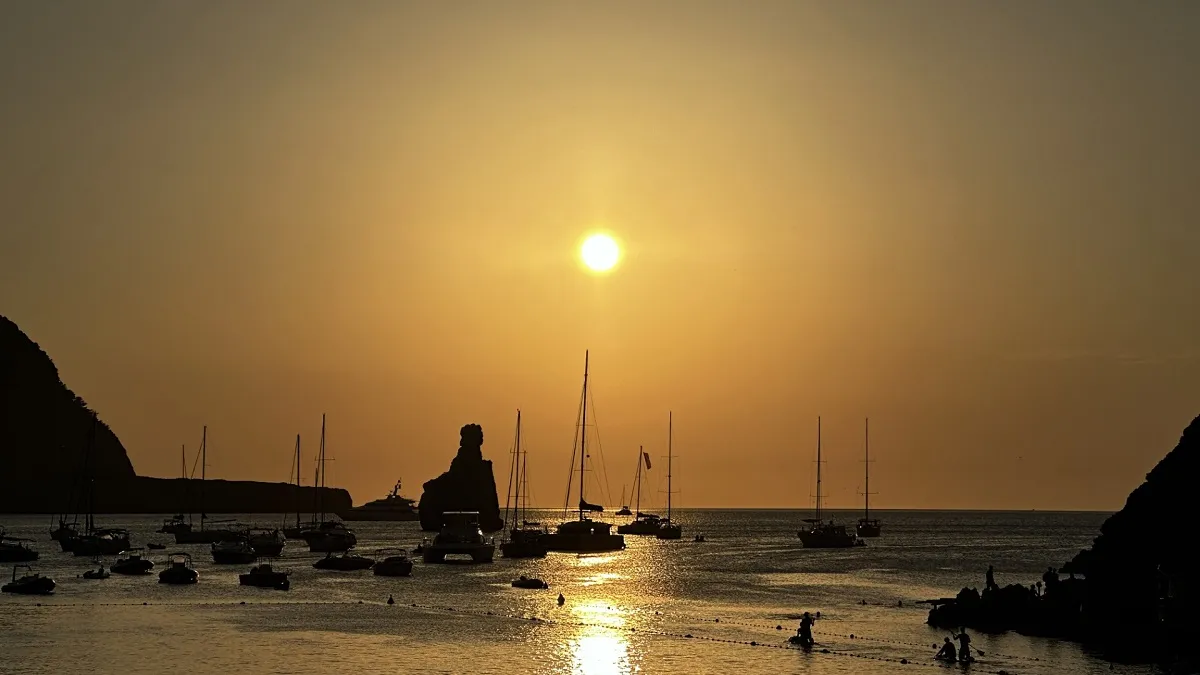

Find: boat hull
[856,520,882,538]
[313,555,375,571]
[175,530,240,545]
[422,543,495,564]
[797,531,860,548]
[111,560,155,575]
[212,551,257,565]
[617,520,662,536]
[500,540,547,559]
[373,558,414,577]
[239,573,290,590]
[306,534,356,553]
[2,578,55,595]
[69,535,132,557]
[655,525,683,540]
[541,533,625,553]
[0,546,39,563]
[337,510,419,522]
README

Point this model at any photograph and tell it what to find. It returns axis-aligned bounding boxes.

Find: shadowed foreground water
[0,510,1157,674]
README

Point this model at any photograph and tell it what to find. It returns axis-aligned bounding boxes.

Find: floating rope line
[16,599,1019,673]
[650,609,1041,665]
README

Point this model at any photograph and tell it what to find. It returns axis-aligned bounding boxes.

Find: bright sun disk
[580,234,620,272]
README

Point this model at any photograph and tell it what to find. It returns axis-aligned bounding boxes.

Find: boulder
[418,423,503,532]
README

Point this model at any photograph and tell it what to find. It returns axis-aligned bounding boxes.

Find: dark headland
[0,315,351,513]
[927,414,1198,669]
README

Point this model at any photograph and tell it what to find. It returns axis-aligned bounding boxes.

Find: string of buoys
[648,608,1041,665]
[19,599,1019,673]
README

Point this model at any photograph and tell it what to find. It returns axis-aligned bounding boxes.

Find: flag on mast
[643,451,652,470]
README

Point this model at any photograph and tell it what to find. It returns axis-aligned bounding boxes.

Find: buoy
[776,625,782,630]
[900,659,909,664]
[387,595,394,605]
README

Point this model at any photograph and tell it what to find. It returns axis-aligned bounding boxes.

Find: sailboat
[797,417,862,549]
[61,415,132,556]
[656,412,682,540]
[541,351,625,553]
[174,427,243,544]
[856,418,882,538]
[283,435,307,539]
[617,447,660,535]
[158,445,192,535]
[301,415,357,553]
[616,486,632,516]
[500,410,547,559]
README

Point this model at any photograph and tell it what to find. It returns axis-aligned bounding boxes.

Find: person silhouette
[557,593,565,606]
[951,628,972,662]
[794,612,815,647]
[936,637,957,661]
[387,595,394,605]
[986,565,996,591]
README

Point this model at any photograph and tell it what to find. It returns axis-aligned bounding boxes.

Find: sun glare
[580,234,620,272]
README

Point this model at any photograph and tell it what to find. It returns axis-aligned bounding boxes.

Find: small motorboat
[2,565,55,595]
[0,532,39,563]
[372,550,414,577]
[157,514,192,535]
[158,553,199,585]
[147,542,166,550]
[112,549,155,575]
[313,551,375,571]
[82,566,110,580]
[239,563,290,590]
[511,575,549,590]
[212,539,257,565]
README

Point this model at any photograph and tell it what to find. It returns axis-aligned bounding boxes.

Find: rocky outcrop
[927,415,1200,669]
[0,315,351,513]
[1,316,135,483]
[418,423,503,532]
[1062,414,1199,665]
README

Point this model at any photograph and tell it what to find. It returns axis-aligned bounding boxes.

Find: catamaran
[797,416,862,549]
[856,418,881,537]
[542,351,625,553]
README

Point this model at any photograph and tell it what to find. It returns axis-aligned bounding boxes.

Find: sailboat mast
[514,410,522,526]
[200,425,207,531]
[578,351,589,521]
[180,443,186,518]
[815,416,822,522]
[294,434,302,529]
[864,418,870,521]
[635,446,643,514]
[318,414,326,521]
[667,411,673,522]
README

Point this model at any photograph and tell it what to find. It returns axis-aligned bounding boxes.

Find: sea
[0,510,1160,675]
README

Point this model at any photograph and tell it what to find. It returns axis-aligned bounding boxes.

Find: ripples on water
[0,510,1157,674]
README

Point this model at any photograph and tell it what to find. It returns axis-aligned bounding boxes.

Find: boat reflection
[567,628,630,675]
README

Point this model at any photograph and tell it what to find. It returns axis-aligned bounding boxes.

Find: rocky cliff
[418,423,503,532]
[0,315,351,513]
[1062,414,1199,663]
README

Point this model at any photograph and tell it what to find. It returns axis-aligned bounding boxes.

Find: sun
[580,233,620,272]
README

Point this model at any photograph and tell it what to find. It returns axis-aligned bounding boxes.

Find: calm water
[0,510,1159,675]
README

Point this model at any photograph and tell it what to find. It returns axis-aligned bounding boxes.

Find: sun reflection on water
[568,628,631,675]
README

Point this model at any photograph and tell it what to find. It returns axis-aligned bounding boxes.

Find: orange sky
[2,2,1197,510]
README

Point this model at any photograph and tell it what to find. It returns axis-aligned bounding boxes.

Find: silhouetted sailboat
[61,415,131,556]
[617,446,660,535]
[797,417,861,549]
[301,415,357,553]
[616,486,632,516]
[158,444,192,535]
[283,435,307,539]
[542,351,625,553]
[500,409,547,559]
[656,412,683,540]
[856,418,881,538]
[174,427,243,544]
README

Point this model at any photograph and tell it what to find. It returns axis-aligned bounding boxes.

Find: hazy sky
[2,1,1197,510]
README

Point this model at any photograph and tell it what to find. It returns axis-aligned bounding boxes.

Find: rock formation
[927,414,1199,668]
[418,423,503,532]
[0,314,351,513]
